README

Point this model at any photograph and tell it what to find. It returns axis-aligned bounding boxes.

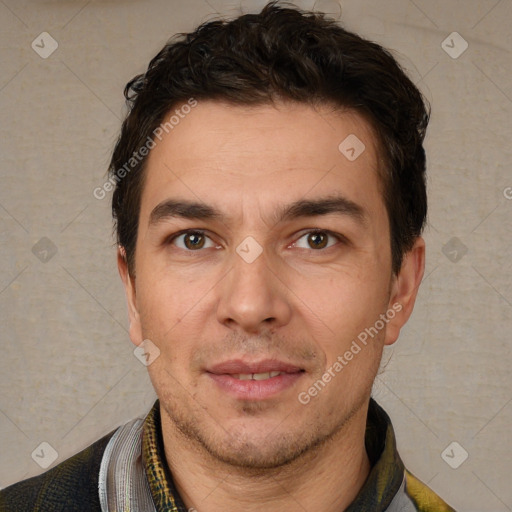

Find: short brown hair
[110,1,430,276]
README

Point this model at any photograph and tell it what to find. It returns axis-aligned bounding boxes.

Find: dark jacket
[0,430,115,511]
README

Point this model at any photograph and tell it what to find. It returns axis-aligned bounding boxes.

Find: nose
[216,241,292,334]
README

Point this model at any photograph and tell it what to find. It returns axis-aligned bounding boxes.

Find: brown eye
[171,230,216,251]
[292,230,341,251]
[183,232,205,250]
[307,232,328,249]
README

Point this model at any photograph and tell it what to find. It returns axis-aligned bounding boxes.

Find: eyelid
[290,229,347,250]
[166,229,219,249]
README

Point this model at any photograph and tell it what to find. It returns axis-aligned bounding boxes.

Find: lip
[206,359,305,401]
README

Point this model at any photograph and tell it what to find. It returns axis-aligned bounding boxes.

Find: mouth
[205,359,305,400]
[230,371,286,380]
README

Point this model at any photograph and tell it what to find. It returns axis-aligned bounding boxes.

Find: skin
[118,100,425,512]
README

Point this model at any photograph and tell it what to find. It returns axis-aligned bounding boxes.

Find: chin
[171,408,336,471]
[199,432,324,470]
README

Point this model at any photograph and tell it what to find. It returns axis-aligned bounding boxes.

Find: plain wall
[0,1,511,510]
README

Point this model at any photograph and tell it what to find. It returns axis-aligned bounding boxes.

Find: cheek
[137,267,202,330]
[303,266,388,318]
[136,271,216,370]
[295,270,390,361]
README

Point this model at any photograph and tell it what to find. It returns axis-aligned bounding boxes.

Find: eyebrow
[148,194,367,228]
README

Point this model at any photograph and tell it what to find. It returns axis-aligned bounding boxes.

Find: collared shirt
[141,398,456,511]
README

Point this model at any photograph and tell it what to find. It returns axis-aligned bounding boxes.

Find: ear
[117,246,143,347]
[384,237,425,346]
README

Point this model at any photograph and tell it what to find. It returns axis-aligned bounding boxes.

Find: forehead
[139,100,384,226]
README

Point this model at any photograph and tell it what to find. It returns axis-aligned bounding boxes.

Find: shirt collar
[346,398,405,510]
[142,398,404,511]
[142,401,185,512]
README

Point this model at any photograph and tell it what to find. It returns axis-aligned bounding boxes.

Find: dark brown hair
[109,1,429,276]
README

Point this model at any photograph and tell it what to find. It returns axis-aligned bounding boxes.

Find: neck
[160,402,372,512]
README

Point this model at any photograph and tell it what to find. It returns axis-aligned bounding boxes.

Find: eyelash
[166,229,346,252]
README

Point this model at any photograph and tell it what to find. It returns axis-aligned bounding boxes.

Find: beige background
[0,0,511,510]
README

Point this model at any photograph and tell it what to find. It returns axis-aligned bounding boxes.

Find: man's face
[119,100,422,469]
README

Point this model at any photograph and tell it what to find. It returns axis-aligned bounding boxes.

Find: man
[0,2,457,510]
